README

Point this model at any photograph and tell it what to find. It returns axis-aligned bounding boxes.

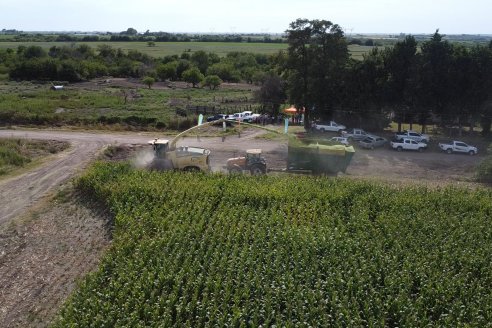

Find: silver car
[358,135,387,149]
[330,137,350,145]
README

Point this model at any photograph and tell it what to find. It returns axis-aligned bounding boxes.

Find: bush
[476,147,492,182]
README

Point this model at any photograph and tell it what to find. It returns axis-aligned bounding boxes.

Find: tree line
[1,19,492,136]
[0,29,285,44]
[0,43,276,88]
[278,19,492,136]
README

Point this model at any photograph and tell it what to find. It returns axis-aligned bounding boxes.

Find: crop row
[54,163,492,327]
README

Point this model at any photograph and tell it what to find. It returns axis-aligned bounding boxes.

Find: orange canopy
[283,106,305,115]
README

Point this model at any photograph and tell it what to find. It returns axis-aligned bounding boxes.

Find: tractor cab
[245,149,265,166]
[226,149,267,175]
[148,138,169,158]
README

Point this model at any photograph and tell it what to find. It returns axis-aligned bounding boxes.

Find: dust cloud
[132,148,154,169]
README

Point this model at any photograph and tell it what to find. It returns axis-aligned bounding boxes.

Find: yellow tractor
[148,138,210,172]
[226,149,267,175]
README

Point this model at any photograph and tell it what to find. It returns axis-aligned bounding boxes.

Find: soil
[0,127,487,327]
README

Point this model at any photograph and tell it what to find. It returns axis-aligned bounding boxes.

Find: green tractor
[226,149,267,175]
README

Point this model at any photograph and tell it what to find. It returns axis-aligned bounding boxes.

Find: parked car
[358,135,387,149]
[438,140,478,155]
[228,111,253,121]
[395,130,430,143]
[390,138,427,152]
[330,137,350,145]
[342,128,369,141]
[243,113,261,123]
[312,121,346,133]
[206,114,227,122]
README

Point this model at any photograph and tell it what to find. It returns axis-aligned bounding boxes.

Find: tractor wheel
[183,166,200,172]
[250,164,266,175]
[149,159,173,171]
[228,165,243,174]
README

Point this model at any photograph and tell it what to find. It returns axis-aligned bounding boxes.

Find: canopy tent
[283,106,305,115]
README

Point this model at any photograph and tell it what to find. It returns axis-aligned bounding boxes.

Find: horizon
[3,29,492,38]
[1,0,491,36]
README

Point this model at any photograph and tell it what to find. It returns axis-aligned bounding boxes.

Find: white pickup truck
[395,130,430,143]
[341,128,369,141]
[312,121,346,133]
[439,141,478,155]
[390,138,427,152]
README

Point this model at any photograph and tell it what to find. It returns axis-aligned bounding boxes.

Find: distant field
[0,41,372,59]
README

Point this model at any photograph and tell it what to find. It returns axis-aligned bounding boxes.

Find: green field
[54,163,492,327]
[0,82,257,130]
[0,41,372,59]
[0,138,69,176]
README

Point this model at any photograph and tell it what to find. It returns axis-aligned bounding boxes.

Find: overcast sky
[2,0,490,35]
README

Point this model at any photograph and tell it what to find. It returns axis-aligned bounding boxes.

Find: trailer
[268,139,355,175]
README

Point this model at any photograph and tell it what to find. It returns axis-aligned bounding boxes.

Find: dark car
[206,114,227,122]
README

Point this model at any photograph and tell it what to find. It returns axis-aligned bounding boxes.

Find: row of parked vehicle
[322,124,478,155]
[207,111,262,124]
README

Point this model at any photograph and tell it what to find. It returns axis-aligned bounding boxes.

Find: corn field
[54,162,492,327]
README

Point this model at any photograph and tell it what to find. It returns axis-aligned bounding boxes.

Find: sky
[1,0,491,35]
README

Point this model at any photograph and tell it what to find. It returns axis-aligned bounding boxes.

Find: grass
[0,41,372,59]
[0,138,70,177]
[0,82,259,131]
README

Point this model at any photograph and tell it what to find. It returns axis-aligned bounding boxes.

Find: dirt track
[0,127,485,327]
[0,128,484,225]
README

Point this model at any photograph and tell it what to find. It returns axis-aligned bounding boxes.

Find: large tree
[254,73,286,119]
[285,19,349,129]
[418,30,453,132]
[384,36,418,132]
[182,67,204,88]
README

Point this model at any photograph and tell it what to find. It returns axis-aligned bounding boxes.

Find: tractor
[226,149,267,175]
[148,138,210,172]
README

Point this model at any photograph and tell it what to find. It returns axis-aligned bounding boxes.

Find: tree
[254,73,286,119]
[23,45,46,59]
[182,67,204,87]
[191,50,209,74]
[147,41,156,47]
[142,76,155,89]
[156,61,178,81]
[285,19,349,129]
[123,27,138,35]
[202,75,222,90]
[342,49,389,130]
[176,59,191,79]
[207,62,241,82]
[384,35,418,131]
[418,30,453,132]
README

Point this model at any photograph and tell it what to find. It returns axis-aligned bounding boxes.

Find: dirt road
[0,128,483,225]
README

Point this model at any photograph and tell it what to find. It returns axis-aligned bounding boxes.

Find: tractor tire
[250,164,266,175]
[149,158,173,171]
[228,165,243,174]
[183,166,200,172]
